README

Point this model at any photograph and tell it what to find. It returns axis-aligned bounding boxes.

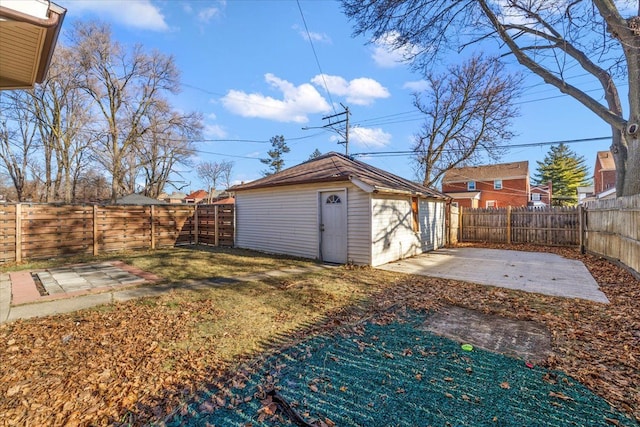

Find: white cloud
[72,1,168,31]
[311,74,390,106]
[371,31,420,68]
[348,127,392,148]
[403,80,430,92]
[203,124,227,139]
[221,74,331,123]
[292,24,331,43]
[198,6,221,23]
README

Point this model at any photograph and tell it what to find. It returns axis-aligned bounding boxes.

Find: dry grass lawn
[0,244,638,426]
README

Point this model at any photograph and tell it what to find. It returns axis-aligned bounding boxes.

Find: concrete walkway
[0,262,331,323]
[378,247,609,303]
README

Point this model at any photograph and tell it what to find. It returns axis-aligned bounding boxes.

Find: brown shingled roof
[597,151,616,171]
[442,161,529,183]
[231,152,446,199]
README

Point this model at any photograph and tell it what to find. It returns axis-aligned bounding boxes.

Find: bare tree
[220,160,234,191]
[29,44,95,202]
[0,92,38,201]
[342,0,640,196]
[197,161,225,198]
[412,55,521,187]
[138,104,202,198]
[72,21,181,202]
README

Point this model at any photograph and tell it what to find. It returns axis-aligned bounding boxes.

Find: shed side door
[320,191,347,263]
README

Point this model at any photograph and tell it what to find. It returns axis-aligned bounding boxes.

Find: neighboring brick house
[529,182,552,206]
[594,151,616,196]
[442,161,530,208]
[184,189,208,204]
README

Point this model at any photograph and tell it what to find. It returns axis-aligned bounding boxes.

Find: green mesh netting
[166,311,638,427]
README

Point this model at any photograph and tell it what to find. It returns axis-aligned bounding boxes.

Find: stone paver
[1,262,333,323]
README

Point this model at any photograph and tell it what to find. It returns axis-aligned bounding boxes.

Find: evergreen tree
[308,148,322,160]
[535,144,591,206]
[260,135,290,176]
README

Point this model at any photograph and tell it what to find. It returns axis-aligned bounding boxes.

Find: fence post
[194,205,199,245]
[579,204,585,254]
[150,205,156,250]
[458,206,463,243]
[506,206,512,244]
[93,205,99,256]
[15,203,22,263]
[214,205,219,246]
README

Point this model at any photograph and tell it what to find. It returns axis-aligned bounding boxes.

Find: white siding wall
[418,199,446,251]
[235,184,320,259]
[346,185,371,265]
[371,195,447,266]
[235,183,372,264]
[371,195,421,266]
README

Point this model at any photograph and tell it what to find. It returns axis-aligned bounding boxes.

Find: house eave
[0,1,67,89]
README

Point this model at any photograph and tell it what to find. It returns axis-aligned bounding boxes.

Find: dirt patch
[422,305,551,362]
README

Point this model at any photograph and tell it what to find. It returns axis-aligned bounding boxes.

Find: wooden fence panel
[0,204,16,263]
[585,195,640,276]
[0,202,235,264]
[195,204,235,247]
[460,207,508,243]
[96,206,152,253]
[153,205,195,247]
[460,206,579,246]
[510,207,579,245]
[21,205,94,259]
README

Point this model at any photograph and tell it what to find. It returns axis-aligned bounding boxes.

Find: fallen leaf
[549,391,574,401]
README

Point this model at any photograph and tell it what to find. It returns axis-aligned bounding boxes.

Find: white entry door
[320,190,347,263]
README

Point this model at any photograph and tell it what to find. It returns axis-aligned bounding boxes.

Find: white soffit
[0,0,49,21]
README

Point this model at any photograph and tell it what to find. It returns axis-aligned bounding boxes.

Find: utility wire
[296,0,336,114]
[352,136,611,158]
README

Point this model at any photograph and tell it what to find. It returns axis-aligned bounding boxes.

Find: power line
[296,0,336,114]
[352,136,611,158]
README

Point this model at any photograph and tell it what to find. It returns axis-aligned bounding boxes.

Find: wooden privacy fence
[0,203,235,263]
[584,195,640,276]
[459,206,580,246]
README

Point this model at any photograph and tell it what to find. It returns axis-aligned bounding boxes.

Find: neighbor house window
[494,179,503,190]
[467,181,476,190]
[411,197,419,232]
[531,193,541,201]
[486,200,496,208]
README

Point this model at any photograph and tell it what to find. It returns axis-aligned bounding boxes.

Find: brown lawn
[0,244,638,426]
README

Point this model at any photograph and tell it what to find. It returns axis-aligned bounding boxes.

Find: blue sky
[57,0,614,192]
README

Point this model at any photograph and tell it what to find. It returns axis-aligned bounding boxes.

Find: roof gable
[185,189,208,199]
[596,151,616,171]
[231,152,446,199]
[442,161,529,183]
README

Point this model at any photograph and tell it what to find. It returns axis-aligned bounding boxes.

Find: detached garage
[231,152,448,266]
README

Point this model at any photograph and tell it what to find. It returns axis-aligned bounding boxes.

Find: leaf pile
[0,243,638,425]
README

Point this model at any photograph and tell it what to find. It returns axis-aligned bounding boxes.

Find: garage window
[411,197,419,232]
[326,194,341,204]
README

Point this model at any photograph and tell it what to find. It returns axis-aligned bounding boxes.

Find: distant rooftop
[442,161,529,183]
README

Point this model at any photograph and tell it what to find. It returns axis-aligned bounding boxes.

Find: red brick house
[529,182,552,206]
[184,189,208,204]
[594,151,616,196]
[442,161,530,208]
